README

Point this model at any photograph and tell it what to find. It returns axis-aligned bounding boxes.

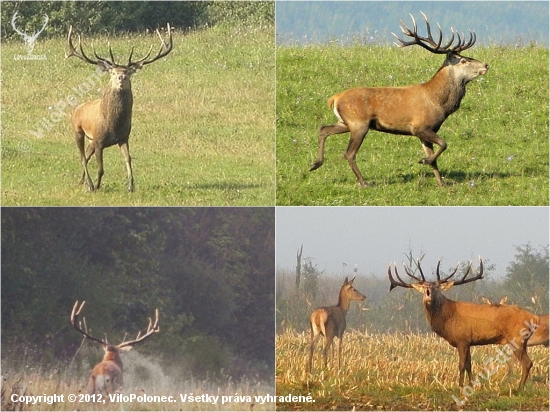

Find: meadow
[276,43,549,205]
[1,351,275,411]
[1,24,274,205]
[276,329,549,411]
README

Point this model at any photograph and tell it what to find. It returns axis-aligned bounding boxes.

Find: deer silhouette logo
[11,12,49,55]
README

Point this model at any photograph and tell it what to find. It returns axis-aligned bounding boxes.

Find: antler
[71,301,160,348]
[392,12,476,54]
[71,301,108,345]
[128,23,173,69]
[449,257,484,286]
[388,262,416,291]
[66,26,106,66]
[116,309,160,348]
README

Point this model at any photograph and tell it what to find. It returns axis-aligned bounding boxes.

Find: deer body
[66,25,172,192]
[71,301,159,395]
[389,259,538,390]
[311,13,489,187]
[308,277,366,372]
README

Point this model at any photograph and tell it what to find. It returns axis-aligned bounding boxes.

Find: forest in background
[1,208,275,383]
[1,1,273,39]
[276,1,549,46]
[277,244,549,334]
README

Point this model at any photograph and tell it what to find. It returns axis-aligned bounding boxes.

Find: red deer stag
[66,24,173,192]
[388,258,539,390]
[71,301,160,395]
[310,13,489,187]
[308,277,366,372]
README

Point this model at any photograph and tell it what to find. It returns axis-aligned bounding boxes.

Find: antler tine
[440,261,460,282]
[108,43,117,65]
[451,257,484,286]
[116,308,160,348]
[403,262,424,282]
[435,259,442,281]
[129,23,172,68]
[388,262,414,291]
[453,30,476,53]
[71,301,108,345]
[415,258,426,281]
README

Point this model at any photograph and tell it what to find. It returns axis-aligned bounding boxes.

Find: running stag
[310,13,489,187]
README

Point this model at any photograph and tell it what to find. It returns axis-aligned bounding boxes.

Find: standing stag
[71,301,160,395]
[308,277,366,372]
[310,13,489,187]
[66,24,173,192]
[388,258,539,390]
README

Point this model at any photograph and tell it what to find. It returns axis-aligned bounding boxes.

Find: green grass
[276,43,549,205]
[2,24,275,205]
[276,330,549,411]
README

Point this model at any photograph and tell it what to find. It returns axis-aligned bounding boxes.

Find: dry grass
[276,329,549,410]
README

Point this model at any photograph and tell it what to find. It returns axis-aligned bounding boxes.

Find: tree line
[1,207,275,382]
[277,244,549,334]
[1,1,274,40]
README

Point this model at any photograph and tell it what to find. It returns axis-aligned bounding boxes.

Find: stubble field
[276,329,549,410]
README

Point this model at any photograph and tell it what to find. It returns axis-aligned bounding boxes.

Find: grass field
[276,44,549,205]
[276,329,549,411]
[1,351,275,411]
[1,24,274,205]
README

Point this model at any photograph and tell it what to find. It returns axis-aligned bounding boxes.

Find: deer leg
[457,345,472,387]
[344,125,370,187]
[308,333,321,373]
[323,336,334,368]
[75,132,95,191]
[417,131,447,186]
[337,335,343,371]
[512,344,532,390]
[94,147,105,191]
[119,142,134,192]
[310,122,349,171]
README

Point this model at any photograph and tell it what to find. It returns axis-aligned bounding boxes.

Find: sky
[276,1,549,46]
[276,207,549,279]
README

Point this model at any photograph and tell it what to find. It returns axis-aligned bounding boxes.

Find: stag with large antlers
[388,258,539,390]
[310,13,489,187]
[307,277,366,372]
[66,24,173,192]
[71,301,160,395]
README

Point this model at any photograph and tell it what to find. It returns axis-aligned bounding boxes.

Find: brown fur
[389,260,539,390]
[307,277,366,372]
[310,18,489,187]
[66,25,172,192]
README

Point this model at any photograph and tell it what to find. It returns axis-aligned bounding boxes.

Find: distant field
[276,329,549,411]
[2,24,275,206]
[276,44,549,205]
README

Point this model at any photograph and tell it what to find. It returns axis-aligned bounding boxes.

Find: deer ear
[119,346,133,352]
[411,283,424,293]
[440,281,455,291]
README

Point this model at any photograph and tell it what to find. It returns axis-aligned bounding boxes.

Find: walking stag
[66,24,173,192]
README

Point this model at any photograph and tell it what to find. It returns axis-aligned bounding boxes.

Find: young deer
[307,277,366,372]
[389,258,539,390]
[71,301,160,395]
[66,24,173,192]
[310,13,489,187]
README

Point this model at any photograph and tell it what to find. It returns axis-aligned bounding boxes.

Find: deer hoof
[310,161,323,171]
[418,158,431,165]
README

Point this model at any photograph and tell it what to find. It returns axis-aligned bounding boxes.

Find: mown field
[1,351,274,411]
[276,329,549,411]
[2,24,274,205]
[276,44,549,205]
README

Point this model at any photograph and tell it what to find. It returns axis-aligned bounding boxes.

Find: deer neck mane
[426,64,467,116]
[424,291,454,335]
[102,348,124,371]
[336,290,350,313]
[101,86,133,123]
